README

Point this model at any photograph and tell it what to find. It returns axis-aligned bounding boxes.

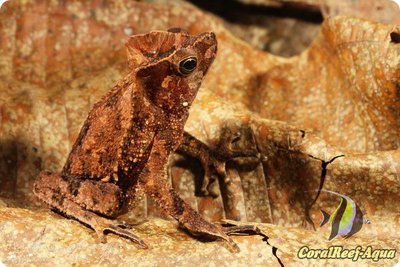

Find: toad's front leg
[139,138,242,252]
[176,131,261,196]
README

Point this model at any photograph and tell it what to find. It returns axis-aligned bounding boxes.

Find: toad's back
[62,77,156,186]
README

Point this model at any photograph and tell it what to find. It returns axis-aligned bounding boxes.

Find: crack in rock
[305,154,345,230]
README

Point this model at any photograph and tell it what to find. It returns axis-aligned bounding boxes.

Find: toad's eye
[179,57,197,75]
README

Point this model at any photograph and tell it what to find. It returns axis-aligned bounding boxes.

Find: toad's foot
[221,219,268,240]
[198,219,270,253]
[221,220,284,267]
[181,220,240,253]
[114,219,149,229]
[95,221,148,248]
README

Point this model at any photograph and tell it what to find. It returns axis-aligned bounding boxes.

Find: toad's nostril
[390,31,400,44]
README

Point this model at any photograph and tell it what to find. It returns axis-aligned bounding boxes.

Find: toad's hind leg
[53,192,147,248]
[33,172,147,248]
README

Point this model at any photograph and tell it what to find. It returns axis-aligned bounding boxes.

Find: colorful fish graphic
[319,190,370,241]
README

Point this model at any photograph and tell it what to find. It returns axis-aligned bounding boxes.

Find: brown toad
[34,29,260,252]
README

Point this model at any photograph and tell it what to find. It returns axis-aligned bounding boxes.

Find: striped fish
[319,190,371,240]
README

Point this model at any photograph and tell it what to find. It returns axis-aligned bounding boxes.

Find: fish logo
[319,190,370,241]
[0,0,9,9]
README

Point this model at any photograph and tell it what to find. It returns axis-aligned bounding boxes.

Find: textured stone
[0,207,399,266]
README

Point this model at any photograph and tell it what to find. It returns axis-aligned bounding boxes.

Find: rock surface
[1,207,399,266]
